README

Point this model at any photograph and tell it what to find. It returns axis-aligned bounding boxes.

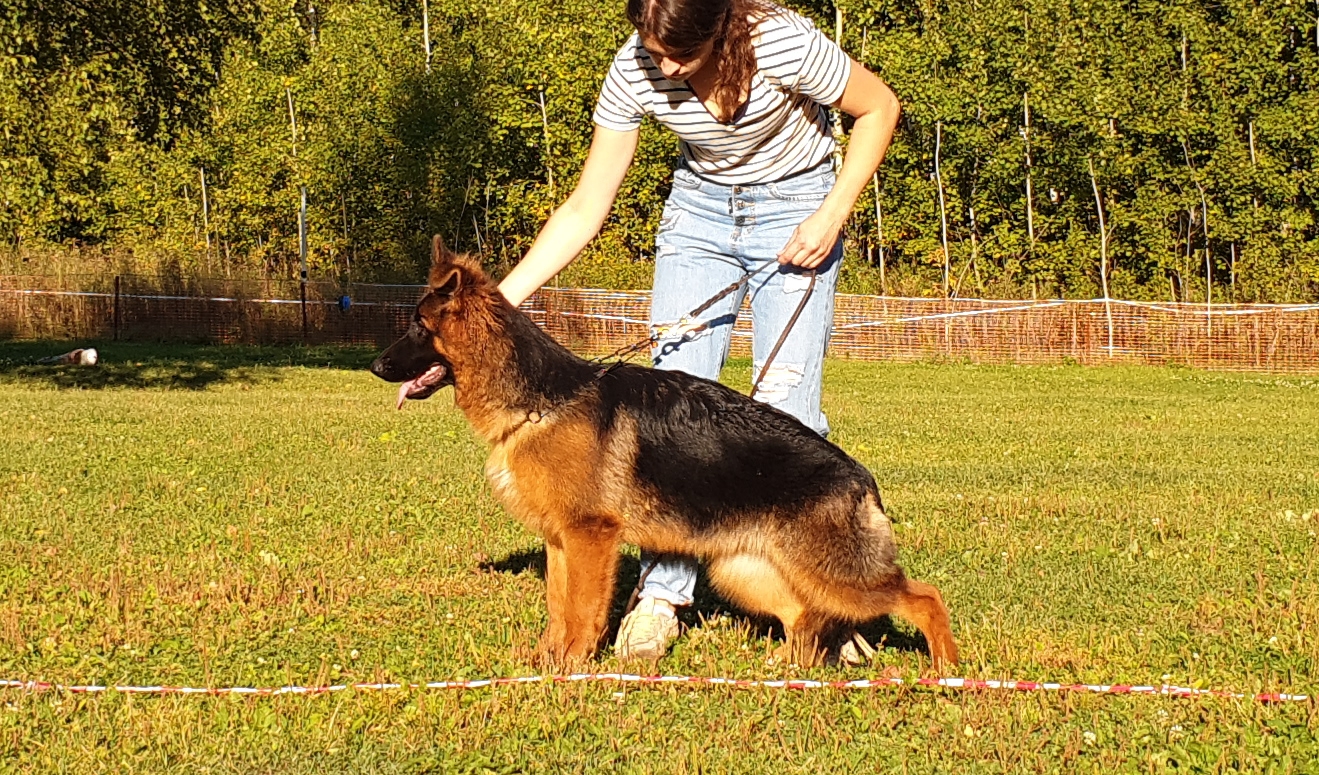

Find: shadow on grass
[482,546,932,660]
[0,340,381,390]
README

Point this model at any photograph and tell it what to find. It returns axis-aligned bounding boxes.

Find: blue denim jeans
[639,161,841,607]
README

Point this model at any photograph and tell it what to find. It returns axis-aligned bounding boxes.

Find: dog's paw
[534,634,566,667]
[510,642,541,667]
[773,640,826,668]
[534,633,597,670]
[925,638,960,675]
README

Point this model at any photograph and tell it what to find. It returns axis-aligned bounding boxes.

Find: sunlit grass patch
[1,343,1315,772]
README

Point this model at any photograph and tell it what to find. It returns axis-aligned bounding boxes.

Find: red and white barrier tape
[0,673,1307,702]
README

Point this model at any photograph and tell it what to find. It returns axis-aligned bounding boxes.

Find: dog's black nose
[369,355,390,380]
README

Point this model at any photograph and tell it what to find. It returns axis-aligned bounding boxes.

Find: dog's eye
[407,321,430,341]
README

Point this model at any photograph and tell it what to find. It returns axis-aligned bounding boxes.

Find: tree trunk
[873,172,885,295]
[422,0,432,73]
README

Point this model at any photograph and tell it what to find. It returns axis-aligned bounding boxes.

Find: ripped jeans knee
[751,360,805,404]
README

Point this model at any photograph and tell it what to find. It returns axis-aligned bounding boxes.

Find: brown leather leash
[589,267,817,391]
[621,558,661,619]
[749,269,816,399]
[526,267,817,434]
[585,272,753,376]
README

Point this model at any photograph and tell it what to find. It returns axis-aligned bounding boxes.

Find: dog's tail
[790,487,900,590]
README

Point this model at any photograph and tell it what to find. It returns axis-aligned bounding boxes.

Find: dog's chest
[484,447,519,501]
[484,444,544,530]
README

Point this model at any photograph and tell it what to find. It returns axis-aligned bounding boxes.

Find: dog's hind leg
[540,518,621,665]
[890,577,959,669]
[795,572,959,670]
[783,492,959,670]
[707,554,836,666]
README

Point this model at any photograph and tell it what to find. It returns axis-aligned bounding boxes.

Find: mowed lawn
[0,341,1316,773]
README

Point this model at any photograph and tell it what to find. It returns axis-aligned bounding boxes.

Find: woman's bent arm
[778,60,901,268]
[498,126,640,307]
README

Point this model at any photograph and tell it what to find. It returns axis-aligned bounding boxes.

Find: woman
[498,0,901,660]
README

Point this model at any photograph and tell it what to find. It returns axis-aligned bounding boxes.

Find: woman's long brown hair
[626,0,780,123]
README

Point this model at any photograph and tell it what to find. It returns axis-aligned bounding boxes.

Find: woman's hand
[777,207,846,268]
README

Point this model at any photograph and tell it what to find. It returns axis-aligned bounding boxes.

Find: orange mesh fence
[2,275,1317,373]
[0,275,116,341]
[827,296,1319,372]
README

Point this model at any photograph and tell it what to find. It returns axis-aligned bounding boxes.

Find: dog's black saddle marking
[597,365,878,532]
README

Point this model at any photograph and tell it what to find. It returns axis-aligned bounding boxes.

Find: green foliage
[0,0,260,243]
[846,0,1319,301]
[2,0,260,139]
[2,0,1319,300]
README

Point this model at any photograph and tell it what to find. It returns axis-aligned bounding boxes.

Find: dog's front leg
[538,519,620,665]
[540,535,571,660]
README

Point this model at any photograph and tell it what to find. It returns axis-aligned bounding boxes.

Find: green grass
[1,341,1316,773]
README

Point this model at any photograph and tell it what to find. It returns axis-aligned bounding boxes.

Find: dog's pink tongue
[394,364,446,410]
[396,379,414,410]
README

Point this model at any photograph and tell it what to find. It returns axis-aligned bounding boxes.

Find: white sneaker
[615,597,680,660]
[835,631,877,666]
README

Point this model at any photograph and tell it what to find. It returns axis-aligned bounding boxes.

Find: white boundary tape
[0,673,1308,702]
[834,301,1069,330]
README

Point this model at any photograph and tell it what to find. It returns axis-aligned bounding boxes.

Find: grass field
[0,341,1316,773]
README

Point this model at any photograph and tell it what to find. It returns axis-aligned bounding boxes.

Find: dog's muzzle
[370,336,453,409]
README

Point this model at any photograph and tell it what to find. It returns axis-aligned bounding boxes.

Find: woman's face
[641,36,715,81]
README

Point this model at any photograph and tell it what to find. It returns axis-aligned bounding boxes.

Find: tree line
[2,0,1317,301]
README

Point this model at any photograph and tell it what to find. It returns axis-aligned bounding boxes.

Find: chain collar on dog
[524,268,816,427]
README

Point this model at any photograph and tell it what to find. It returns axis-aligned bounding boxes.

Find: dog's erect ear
[427,234,463,288]
[430,234,448,267]
[430,267,462,298]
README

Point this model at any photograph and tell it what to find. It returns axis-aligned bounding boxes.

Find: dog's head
[370,235,484,409]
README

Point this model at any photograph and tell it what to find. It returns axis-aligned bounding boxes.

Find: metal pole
[113,275,121,341]
[300,185,308,344]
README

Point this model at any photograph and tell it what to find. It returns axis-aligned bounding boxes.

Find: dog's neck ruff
[508,363,616,436]
[451,305,607,443]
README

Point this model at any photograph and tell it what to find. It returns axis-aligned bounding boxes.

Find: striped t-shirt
[593,8,852,184]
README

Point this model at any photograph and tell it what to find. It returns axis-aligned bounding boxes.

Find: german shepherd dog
[370,237,958,668]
